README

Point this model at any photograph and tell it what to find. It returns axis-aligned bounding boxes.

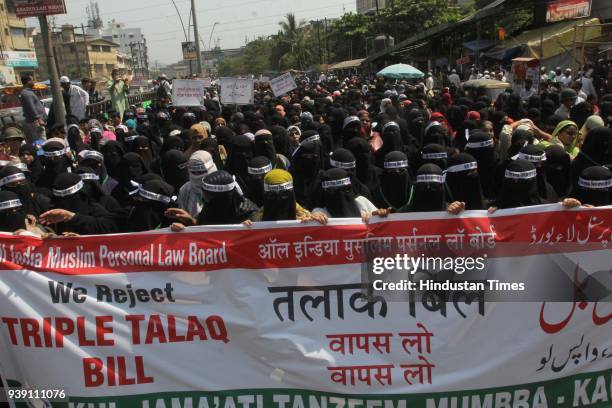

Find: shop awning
[329,58,366,70]
[484,18,602,61]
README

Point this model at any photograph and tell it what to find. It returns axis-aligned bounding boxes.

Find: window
[101,46,111,53]
[94,64,104,72]
[4,28,8,36]
[129,34,134,38]
[113,34,118,38]
[67,44,75,52]
[10,27,25,37]
[106,64,115,71]
[90,45,101,52]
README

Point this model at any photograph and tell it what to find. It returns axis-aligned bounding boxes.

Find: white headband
[343,116,360,129]
[116,125,128,133]
[78,150,104,162]
[248,163,273,175]
[14,162,29,172]
[0,172,26,187]
[505,169,537,180]
[330,158,356,169]
[384,160,409,169]
[202,180,237,193]
[0,198,22,211]
[445,162,478,173]
[422,152,447,160]
[264,180,294,192]
[79,173,99,181]
[322,177,351,190]
[188,160,214,173]
[44,147,69,157]
[130,181,176,204]
[168,129,182,137]
[416,174,445,184]
[90,128,102,134]
[53,180,84,197]
[578,177,612,190]
[517,152,546,162]
[301,134,320,145]
[465,139,494,149]
[383,121,400,132]
[124,135,138,142]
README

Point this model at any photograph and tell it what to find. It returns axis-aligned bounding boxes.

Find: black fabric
[465,131,498,199]
[494,160,544,209]
[570,166,611,207]
[36,142,72,190]
[329,148,371,201]
[375,123,404,168]
[321,168,361,218]
[420,143,448,170]
[544,145,571,198]
[262,185,297,221]
[254,132,277,163]
[0,165,50,217]
[225,134,254,187]
[128,179,175,232]
[160,149,188,192]
[51,173,118,234]
[19,143,43,183]
[111,153,149,207]
[200,138,224,171]
[570,127,612,187]
[132,136,154,170]
[245,156,271,207]
[161,135,185,154]
[445,153,485,210]
[101,141,125,180]
[346,137,381,205]
[197,170,257,225]
[291,141,322,208]
[379,151,413,210]
[406,164,446,212]
[270,125,291,158]
[519,144,558,203]
[0,190,26,232]
[74,166,120,213]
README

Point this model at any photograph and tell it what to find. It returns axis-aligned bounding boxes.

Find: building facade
[87,20,148,80]
[356,0,386,15]
[33,25,131,85]
[0,0,37,85]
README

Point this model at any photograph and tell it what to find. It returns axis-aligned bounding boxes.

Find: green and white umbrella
[376,63,425,80]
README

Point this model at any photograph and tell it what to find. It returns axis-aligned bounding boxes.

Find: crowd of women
[0,74,610,237]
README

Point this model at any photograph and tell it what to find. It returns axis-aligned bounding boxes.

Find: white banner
[219,77,254,105]
[270,72,297,96]
[171,79,206,107]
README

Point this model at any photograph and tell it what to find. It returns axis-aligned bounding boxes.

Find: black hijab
[261,171,297,221]
[270,125,291,158]
[321,168,361,218]
[197,170,257,225]
[200,138,224,171]
[571,127,612,187]
[255,130,278,166]
[225,134,254,187]
[375,121,403,168]
[380,151,413,210]
[495,159,544,209]
[544,145,571,198]
[570,166,611,207]
[291,140,322,208]
[160,149,188,192]
[246,156,272,207]
[111,152,149,207]
[128,179,175,232]
[132,136,154,170]
[346,137,381,202]
[420,143,448,170]
[465,130,498,199]
[445,152,485,210]
[0,165,50,217]
[101,141,125,180]
[517,144,558,203]
[37,141,72,189]
[19,143,43,183]
[0,190,26,232]
[409,164,446,212]
[329,148,372,201]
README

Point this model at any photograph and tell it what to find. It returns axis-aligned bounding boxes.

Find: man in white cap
[448,68,461,89]
[60,76,89,120]
[559,68,572,88]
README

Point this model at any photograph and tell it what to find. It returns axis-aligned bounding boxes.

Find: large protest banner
[219,77,254,105]
[0,205,610,408]
[171,79,206,107]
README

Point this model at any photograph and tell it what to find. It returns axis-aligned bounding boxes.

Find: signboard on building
[182,41,197,61]
[456,56,470,65]
[219,77,254,105]
[172,79,206,107]
[511,57,540,95]
[0,51,38,68]
[546,0,591,23]
[13,0,67,18]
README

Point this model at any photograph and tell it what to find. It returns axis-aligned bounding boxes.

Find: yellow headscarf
[264,169,292,186]
[190,124,208,139]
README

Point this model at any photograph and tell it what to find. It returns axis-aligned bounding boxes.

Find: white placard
[203,77,212,88]
[270,72,297,96]
[172,79,206,107]
[219,77,254,105]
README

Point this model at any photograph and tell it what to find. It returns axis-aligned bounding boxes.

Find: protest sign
[219,77,254,105]
[181,42,197,60]
[0,205,610,407]
[171,79,205,107]
[202,77,212,88]
[270,72,297,96]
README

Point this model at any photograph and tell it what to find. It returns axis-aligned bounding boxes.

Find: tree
[275,13,313,70]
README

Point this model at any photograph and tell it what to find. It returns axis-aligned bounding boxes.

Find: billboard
[13,0,67,18]
[0,51,38,68]
[182,41,197,61]
[546,0,591,23]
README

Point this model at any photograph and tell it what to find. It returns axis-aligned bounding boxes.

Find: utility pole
[38,15,66,126]
[191,0,202,75]
[81,24,91,78]
[71,26,82,78]
[316,21,322,64]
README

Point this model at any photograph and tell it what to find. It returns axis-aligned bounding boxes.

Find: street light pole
[208,22,219,51]
[191,0,202,75]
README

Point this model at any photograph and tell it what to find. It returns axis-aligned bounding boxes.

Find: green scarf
[540,120,580,159]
